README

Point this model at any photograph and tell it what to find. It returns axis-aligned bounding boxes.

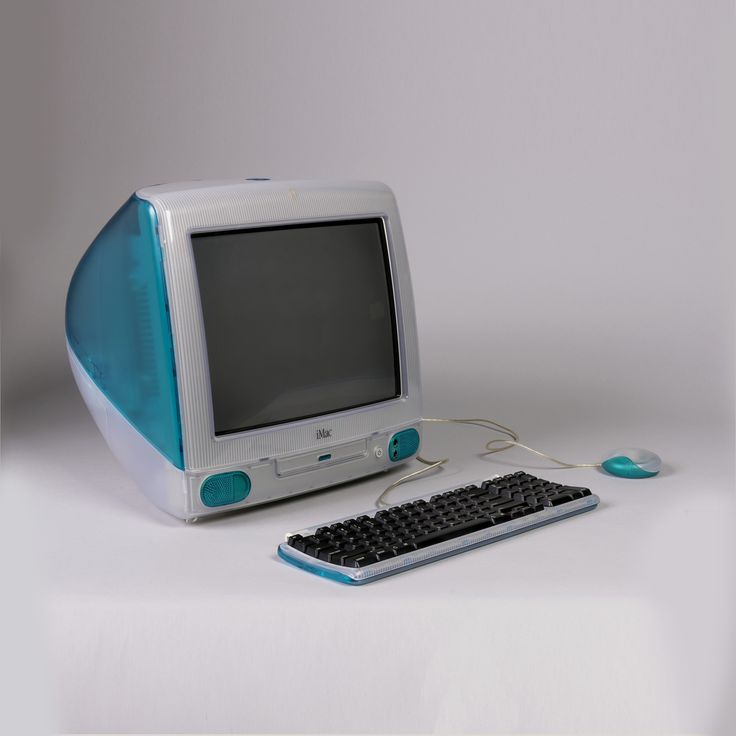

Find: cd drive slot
[276,439,368,477]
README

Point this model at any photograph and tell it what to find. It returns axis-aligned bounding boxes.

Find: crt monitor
[65,180,422,520]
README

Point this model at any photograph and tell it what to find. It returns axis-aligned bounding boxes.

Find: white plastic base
[68,344,191,519]
[68,343,420,522]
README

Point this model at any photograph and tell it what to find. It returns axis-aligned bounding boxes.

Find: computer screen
[191,218,401,436]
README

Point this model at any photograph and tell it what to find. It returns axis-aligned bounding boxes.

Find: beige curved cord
[375,417,599,507]
[375,454,448,508]
[485,438,600,468]
[423,417,519,443]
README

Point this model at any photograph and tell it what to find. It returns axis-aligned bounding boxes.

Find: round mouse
[601,448,661,478]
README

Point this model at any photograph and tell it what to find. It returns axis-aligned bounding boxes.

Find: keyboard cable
[376,417,601,508]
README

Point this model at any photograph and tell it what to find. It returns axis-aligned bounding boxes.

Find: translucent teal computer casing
[66,181,422,520]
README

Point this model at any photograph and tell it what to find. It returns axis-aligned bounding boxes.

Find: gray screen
[191,219,401,436]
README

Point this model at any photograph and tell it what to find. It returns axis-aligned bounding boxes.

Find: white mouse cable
[375,417,601,508]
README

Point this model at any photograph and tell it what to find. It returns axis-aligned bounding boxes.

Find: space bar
[413,518,495,549]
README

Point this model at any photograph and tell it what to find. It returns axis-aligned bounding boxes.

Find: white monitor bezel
[189,215,405,439]
[137,180,422,473]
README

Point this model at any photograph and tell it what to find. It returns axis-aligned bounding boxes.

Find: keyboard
[277,471,600,584]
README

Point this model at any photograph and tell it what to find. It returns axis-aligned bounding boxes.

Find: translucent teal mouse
[601,448,661,478]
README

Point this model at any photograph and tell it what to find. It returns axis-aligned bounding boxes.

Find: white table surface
[3,388,734,735]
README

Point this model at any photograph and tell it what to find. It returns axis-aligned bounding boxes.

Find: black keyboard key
[542,493,576,507]
[491,500,526,514]
[375,548,398,561]
[560,486,592,498]
[288,534,306,552]
[343,552,379,568]
[326,549,347,564]
[338,547,372,565]
[412,517,496,549]
[317,546,340,562]
[302,536,321,555]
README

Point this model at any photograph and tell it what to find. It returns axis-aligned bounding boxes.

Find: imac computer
[66,180,422,520]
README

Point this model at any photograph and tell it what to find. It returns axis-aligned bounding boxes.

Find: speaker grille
[200,471,251,507]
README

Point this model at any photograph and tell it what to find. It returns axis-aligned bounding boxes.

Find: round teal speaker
[200,471,251,507]
[389,428,420,462]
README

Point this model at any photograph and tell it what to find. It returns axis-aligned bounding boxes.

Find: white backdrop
[1,1,734,734]
[2,0,734,422]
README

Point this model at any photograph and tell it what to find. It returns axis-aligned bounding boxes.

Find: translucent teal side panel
[66,195,184,469]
